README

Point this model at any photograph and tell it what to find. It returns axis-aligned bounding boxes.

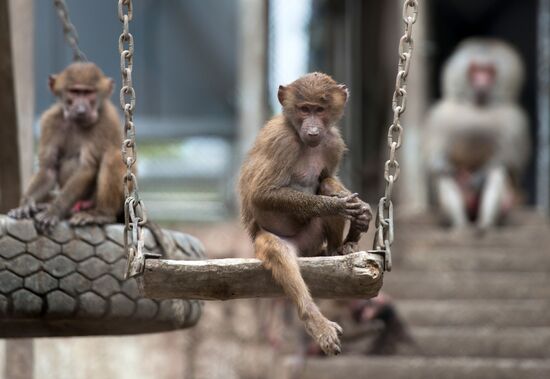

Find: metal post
[343,0,363,193]
[399,0,429,214]
[9,0,34,191]
[237,0,268,159]
[232,0,268,210]
[537,0,550,216]
[3,1,35,377]
[0,0,22,213]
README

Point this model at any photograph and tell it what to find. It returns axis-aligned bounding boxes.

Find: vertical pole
[399,0,429,214]
[342,0,363,192]
[2,1,35,377]
[0,0,22,213]
[9,0,35,191]
[537,0,550,216]
[237,0,268,160]
[0,0,34,213]
[232,0,268,210]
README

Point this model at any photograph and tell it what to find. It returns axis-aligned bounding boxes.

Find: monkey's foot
[8,203,47,219]
[8,206,33,219]
[338,241,358,255]
[35,210,60,233]
[70,211,116,226]
[305,316,343,356]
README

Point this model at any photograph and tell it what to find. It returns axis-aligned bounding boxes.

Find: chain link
[52,0,87,62]
[118,0,147,278]
[372,0,418,271]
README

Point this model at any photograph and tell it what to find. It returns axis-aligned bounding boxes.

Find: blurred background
[0,0,549,378]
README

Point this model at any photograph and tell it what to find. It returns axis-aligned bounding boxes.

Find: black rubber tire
[0,215,203,338]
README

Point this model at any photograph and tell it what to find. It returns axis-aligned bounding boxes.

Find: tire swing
[0,0,203,338]
[130,0,419,301]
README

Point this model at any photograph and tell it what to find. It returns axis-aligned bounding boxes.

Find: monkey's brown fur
[9,62,125,230]
[239,72,371,355]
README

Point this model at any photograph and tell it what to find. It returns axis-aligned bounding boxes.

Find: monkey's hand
[333,192,372,228]
[352,202,372,232]
[333,193,367,219]
[8,199,47,219]
[35,206,62,232]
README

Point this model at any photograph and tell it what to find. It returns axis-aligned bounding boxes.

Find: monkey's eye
[68,88,94,96]
[316,106,325,113]
[299,105,310,113]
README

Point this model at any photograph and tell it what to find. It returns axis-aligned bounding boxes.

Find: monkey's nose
[308,129,320,136]
[75,105,87,116]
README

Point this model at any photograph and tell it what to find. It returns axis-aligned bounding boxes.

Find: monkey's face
[62,85,100,126]
[468,62,496,105]
[278,73,348,148]
[49,62,114,127]
[294,103,328,147]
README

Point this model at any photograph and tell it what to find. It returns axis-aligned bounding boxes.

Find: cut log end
[139,251,384,300]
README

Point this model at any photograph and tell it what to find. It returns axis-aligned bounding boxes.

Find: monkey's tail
[145,221,178,259]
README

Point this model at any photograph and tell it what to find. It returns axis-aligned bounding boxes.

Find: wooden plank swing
[139,251,386,300]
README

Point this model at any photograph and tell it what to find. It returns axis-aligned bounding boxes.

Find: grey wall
[35,0,238,138]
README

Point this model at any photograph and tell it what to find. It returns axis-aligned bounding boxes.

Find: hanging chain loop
[118,0,148,278]
[52,0,87,62]
[370,0,418,272]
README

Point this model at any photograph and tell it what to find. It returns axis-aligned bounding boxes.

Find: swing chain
[53,0,87,62]
[118,0,147,278]
[371,0,418,272]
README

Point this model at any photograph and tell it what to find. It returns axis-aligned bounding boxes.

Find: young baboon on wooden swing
[239,72,372,355]
[9,62,126,231]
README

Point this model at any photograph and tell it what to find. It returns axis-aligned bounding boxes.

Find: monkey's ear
[48,75,58,95]
[277,85,287,105]
[106,78,115,97]
[98,77,115,97]
[337,84,349,103]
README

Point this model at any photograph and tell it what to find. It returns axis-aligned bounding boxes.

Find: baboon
[9,62,125,230]
[303,296,415,356]
[425,38,530,232]
[239,72,372,355]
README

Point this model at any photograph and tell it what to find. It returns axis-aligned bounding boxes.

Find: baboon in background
[425,38,530,232]
[304,296,415,356]
[239,72,372,355]
[9,62,126,230]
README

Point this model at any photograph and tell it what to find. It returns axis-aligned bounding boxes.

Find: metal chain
[118,0,148,279]
[53,0,87,62]
[371,0,418,271]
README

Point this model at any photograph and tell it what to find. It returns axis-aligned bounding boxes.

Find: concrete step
[395,224,550,250]
[394,246,550,271]
[406,327,550,358]
[278,356,550,379]
[396,299,550,327]
[396,209,548,228]
[383,271,550,299]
